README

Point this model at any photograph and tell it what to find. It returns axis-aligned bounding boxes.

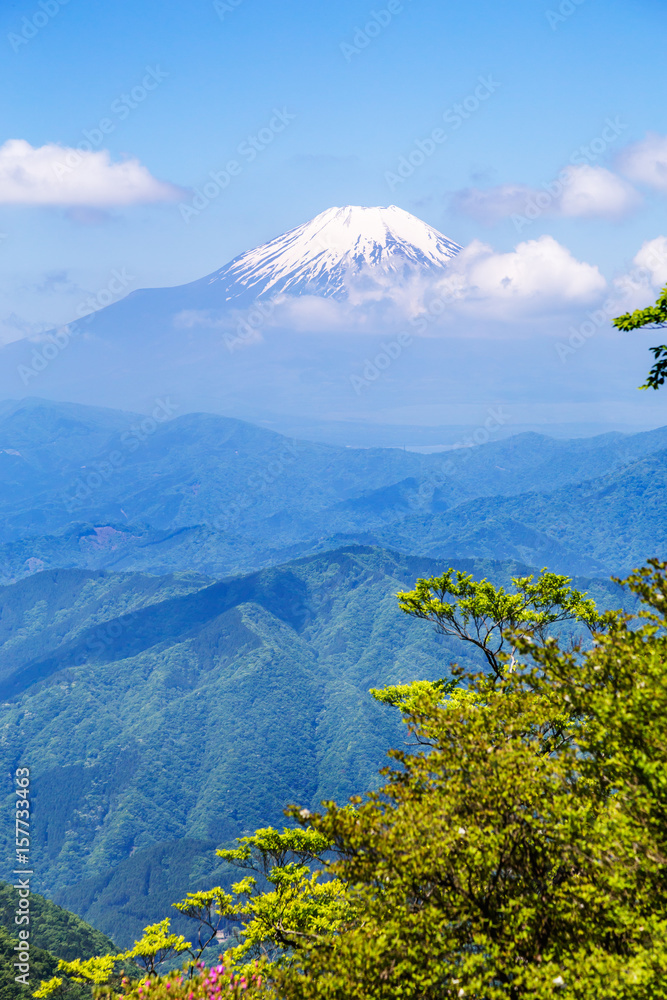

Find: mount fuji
[187,204,462,304]
[100,204,461,315]
[0,205,471,424]
[0,205,626,441]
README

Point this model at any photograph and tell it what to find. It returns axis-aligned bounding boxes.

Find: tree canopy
[396,566,614,677]
[271,560,667,998]
[613,282,667,388]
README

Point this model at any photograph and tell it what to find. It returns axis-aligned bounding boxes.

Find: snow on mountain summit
[196,205,462,302]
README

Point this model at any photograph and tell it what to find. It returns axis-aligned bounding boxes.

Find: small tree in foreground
[213,827,349,969]
[613,282,667,388]
[121,920,191,976]
[33,922,190,999]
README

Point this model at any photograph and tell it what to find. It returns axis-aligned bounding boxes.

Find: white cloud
[204,236,607,335]
[633,236,667,287]
[0,139,182,206]
[611,235,667,313]
[453,165,639,225]
[429,236,607,321]
[557,165,639,218]
[617,132,667,192]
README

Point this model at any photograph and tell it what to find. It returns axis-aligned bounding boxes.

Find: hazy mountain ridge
[376,446,667,575]
[1,400,666,581]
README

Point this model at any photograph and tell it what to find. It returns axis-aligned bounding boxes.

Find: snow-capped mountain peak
[195,205,462,302]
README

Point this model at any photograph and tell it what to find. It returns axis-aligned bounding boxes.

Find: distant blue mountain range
[0,397,665,582]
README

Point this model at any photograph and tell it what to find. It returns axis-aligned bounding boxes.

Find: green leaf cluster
[33,921,190,998]
[213,827,349,971]
[613,283,667,388]
[397,566,615,676]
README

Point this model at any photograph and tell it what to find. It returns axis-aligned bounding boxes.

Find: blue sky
[0,0,666,347]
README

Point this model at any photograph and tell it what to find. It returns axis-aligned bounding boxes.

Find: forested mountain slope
[0,882,116,1000]
[0,547,625,943]
[374,447,667,575]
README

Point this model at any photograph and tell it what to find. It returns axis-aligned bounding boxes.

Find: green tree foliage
[31,978,65,1000]
[396,566,614,676]
[35,830,345,996]
[171,889,234,962]
[53,957,118,988]
[32,922,188,998]
[613,283,667,388]
[121,921,190,977]
[268,560,667,998]
[212,828,348,970]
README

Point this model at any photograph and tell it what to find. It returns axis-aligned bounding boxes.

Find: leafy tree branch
[613,283,667,388]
